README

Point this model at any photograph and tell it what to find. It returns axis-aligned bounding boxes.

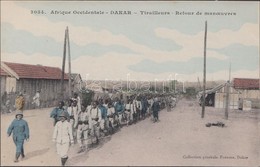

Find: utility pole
[225,63,231,120]
[67,27,72,97]
[202,21,207,119]
[61,28,67,100]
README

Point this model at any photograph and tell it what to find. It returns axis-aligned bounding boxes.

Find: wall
[16,78,69,109]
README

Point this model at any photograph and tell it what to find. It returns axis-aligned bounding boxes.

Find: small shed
[233,78,260,109]
[1,61,69,109]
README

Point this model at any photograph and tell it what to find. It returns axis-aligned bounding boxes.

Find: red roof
[233,78,260,89]
[1,62,69,80]
[0,68,9,76]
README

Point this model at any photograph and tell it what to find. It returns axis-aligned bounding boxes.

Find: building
[198,82,240,109]
[1,61,69,110]
[198,78,260,110]
[233,78,260,109]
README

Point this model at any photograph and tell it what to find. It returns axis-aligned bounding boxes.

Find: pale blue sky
[1,1,259,81]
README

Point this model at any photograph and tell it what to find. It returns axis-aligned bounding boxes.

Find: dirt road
[1,98,259,166]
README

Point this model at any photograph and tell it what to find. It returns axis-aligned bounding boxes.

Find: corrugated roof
[233,78,260,89]
[1,62,69,80]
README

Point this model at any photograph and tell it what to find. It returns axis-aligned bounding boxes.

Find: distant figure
[71,93,81,112]
[32,90,40,108]
[15,92,25,113]
[52,112,74,166]
[152,98,160,123]
[7,111,30,163]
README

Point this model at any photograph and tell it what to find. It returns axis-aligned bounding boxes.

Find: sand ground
[1,98,259,166]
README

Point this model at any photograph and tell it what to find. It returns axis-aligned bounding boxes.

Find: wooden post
[67,27,72,97]
[201,21,207,118]
[61,28,67,100]
[225,63,231,120]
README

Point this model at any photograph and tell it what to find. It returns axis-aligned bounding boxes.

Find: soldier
[106,102,116,134]
[141,96,148,119]
[50,101,69,126]
[152,97,160,123]
[114,99,125,127]
[52,112,74,166]
[71,93,81,112]
[7,111,30,163]
[67,99,77,140]
[124,98,133,126]
[76,107,91,153]
[89,101,102,144]
[98,99,108,136]
[15,92,25,113]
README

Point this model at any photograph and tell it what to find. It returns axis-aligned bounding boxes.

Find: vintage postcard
[1,1,259,166]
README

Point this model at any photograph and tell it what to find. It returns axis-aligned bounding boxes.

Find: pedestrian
[98,98,108,136]
[106,102,116,134]
[151,97,160,123]
[76,108,90,153]
[7,111,30,163]
[114,99,125,127]
[15,92,25,113]
[50,101,69,126]
[89,101,102,144]
[32,90,40,108]
[71,93,81,111]
[52,112,74,166]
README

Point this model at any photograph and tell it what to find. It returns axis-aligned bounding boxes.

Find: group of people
[1,90,41,114]
[7,92,177,166]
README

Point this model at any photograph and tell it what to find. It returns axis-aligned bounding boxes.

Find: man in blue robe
[7,111,30,162]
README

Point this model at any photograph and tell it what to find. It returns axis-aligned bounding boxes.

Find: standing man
[114,99,125,127]
[76,108,90,153]
[52,112,74,166]
[151,98,160,123]
[32,90,40,109]
[50,101,69,126]
[98,99,108,136]
[89,101,102,144]
[72,93,81,112]
[7,111,30,163]
[15,92,25,113]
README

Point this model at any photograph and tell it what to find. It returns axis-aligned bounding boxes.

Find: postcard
[1,1,259,166]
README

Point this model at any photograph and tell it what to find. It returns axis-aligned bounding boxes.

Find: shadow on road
[67,135,112,165]
[25,148,50,160]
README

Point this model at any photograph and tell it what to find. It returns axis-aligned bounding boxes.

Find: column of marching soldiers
[50,92,177,166]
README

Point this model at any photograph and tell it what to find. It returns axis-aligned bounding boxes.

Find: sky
[1,1,259,82]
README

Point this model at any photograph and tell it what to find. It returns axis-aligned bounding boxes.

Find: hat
[59,112,67,118]
[15,111,23,117]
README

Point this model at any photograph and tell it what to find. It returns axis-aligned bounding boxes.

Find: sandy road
[1,98,259,166]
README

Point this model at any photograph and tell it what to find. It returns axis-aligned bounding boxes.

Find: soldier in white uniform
[89,101,102,144]
[52,112,74,166]
[106,102,116,134]
[76,107,91,153]
[124,99,133,126]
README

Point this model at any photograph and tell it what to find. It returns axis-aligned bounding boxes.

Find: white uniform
[107,107,115,128]
[52,121,73,158]
[32,92,40,107]
[76,111,90,148]
[125,103,133,125]
[89,107,102,138]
